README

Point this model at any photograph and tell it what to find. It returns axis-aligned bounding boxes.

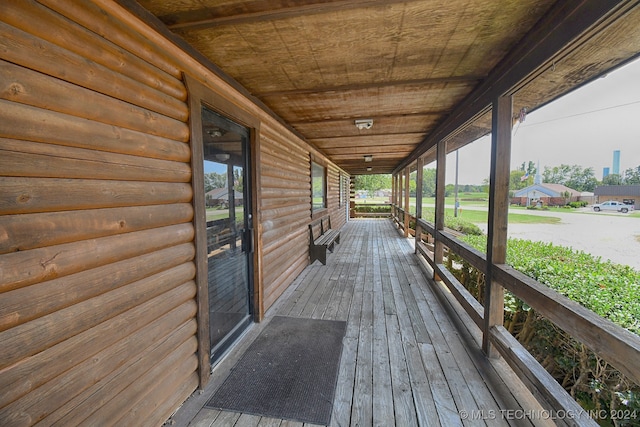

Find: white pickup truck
[592,200,634,213]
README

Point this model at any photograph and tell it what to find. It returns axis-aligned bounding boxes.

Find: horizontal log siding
[259,126,312,309]
[0,1,349,425]
[328,164,348,227]
[0,1,197,425]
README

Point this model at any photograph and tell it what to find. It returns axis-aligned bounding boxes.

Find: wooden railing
[391,206,640,425]
[351,202,392,218]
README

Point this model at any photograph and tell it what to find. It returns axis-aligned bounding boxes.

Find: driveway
[476,208,640,270]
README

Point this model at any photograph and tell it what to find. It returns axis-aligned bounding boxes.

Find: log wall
[0,0,347,425]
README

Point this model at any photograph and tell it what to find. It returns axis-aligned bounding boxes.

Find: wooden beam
[490,326,600,426]
[414,156,423,253]
[395,173,400,208]
[434,140,446,267]
[415,157,424,220]
[289,112,446,126]
[394,0,630,173]
[483,95,512,356]
[165,0,410,31]
[259,76,482,97]
[403,166,410,238]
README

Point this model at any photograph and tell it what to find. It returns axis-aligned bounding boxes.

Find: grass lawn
[358,195,561,224]
[206,207,244,222]
[422,208,561,225]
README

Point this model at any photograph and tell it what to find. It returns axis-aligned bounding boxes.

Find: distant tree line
[601,165,640,186]
[353,163,640,196]
[354,170,485,197]
[203,170,243,193]
[511,162,640,192]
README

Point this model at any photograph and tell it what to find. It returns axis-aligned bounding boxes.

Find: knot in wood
[17,193,31,204]
[9,83,24,96]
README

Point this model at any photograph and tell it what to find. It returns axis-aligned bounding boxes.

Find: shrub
[445,216,483,235]
[449,236,640,425]
[354,205,391,213]
[569,201,588,208]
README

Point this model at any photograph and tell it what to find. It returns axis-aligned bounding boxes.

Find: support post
[434,140,447,271]
[392,173,397,218]
[415,157,424,253]
[454,149,459,217]
[483,95,512,356]
[394,173,399,211]
[403,166,410,237]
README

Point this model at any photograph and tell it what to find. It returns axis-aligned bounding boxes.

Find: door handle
[242,228,254,253]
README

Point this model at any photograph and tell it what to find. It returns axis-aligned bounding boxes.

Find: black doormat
[205,315,347,425]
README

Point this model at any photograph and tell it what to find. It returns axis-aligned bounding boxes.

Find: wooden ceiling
[135,0,640,175]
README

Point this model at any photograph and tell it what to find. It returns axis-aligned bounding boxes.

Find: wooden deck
[170,219,551,427]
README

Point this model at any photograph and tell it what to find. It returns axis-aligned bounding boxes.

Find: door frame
[185,74,262,388]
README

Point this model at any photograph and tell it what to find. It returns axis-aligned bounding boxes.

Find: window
[311,161,326,211]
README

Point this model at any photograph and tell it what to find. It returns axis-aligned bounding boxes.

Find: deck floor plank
[371,224,395,427]
[177,219,548,427]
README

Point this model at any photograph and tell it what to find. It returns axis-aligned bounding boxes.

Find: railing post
[434,140,447,275]
[415,157,424,253]
[396,172,401,212]
[393,173,399,219]
[391,173,395,216]
[483,95,512,356]
[403,166,410,237]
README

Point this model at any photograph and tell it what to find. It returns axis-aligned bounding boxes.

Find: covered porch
[171,219,553,427]
[2,2,640,425]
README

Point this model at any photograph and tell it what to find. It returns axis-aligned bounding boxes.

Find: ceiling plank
[395,0,632,174]
[165,0,409,31]
[289,112,443,126]
[257,76,484,97]
[312,134,423,148]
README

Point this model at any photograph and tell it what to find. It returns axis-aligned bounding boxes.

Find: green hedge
[569,201,589,208]
[449,236,640,425]
[445,216,483,236]
[353,205,391,213]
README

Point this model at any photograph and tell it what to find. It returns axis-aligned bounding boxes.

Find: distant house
[512,183,581,207]
[594,185,640,209]
[374,189,392,198]
[205,187,243,207]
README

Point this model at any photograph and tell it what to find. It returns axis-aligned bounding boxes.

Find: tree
[507,161,536,190]
[354,174,392,196]
[521,161,536,176]
[422,168,437,197]
[602,173,623,186]
[623,166,640,185]
[510,170,529,190]
[204,171,226,192]
[543,164,597,192]
[566,166,597,192]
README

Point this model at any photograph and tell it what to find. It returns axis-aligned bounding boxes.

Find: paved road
[475,208,640,270]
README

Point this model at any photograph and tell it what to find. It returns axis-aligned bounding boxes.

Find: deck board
[173,219,552,427]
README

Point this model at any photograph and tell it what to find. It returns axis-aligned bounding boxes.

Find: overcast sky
[444,58,640,185]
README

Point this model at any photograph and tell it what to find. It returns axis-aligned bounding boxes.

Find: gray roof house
[512,183,581,206]
[594,185,640,208]
[513,183,581,198]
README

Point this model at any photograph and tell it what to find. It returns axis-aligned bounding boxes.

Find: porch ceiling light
[355,119,373,130]
[364,155,373,162]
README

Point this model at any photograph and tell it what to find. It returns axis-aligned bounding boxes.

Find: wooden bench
[308,216,341,265]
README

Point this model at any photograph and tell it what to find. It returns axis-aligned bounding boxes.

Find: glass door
[201,107,253,364]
